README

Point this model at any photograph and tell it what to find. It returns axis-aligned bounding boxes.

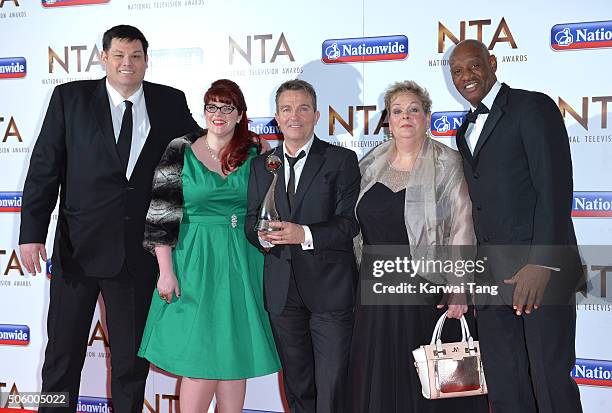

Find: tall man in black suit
[245,79,360,412]
[449,39,583,413]
[19,25,198,413]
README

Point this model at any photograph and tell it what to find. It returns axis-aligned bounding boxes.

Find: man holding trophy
[245,79,360,413]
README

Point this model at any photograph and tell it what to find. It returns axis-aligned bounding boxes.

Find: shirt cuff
[301,225,314,250]
[258,236,274,249]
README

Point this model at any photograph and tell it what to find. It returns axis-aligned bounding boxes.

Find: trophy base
[255,219,281,232]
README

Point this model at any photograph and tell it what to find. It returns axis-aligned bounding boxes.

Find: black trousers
[39,265,155,413]
[269,272,354,413]
[476,304,582,413]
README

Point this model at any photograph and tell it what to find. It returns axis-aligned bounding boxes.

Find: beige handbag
[412,311,488,399]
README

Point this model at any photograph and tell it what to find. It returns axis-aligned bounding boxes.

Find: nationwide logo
[572,192,612,217]
[0,191,22,212]
[0,324,30,345]
[46,259,53,279]
[42,0,109,7]
[551,20,612,50]
[249,117,283,140]
[430,111,468,137]
[572,358,612,387]
[322,35,408,64]
[0,57,26,79]
[77,396,113,413]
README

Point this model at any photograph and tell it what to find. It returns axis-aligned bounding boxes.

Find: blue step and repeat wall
[1,1,611,412]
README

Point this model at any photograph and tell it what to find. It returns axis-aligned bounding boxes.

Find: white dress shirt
[465,81,501,154]
[106,80,151,179]
[259,134,315,250]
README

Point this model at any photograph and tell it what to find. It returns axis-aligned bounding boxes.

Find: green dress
[138,146,280,379]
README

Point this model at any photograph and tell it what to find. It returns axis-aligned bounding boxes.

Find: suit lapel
[290,137,325,219]
[271,145,291,221]
[472,83,509,159]
[91,78,122,170]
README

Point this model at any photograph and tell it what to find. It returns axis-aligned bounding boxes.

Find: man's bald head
[450,39,490,63]
[449,39,498,106]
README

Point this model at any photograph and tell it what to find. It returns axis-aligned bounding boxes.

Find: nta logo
[0,57,26,79]
[48,44,102,74]
[0,0,20,7]
[438,18,517,53]
[322,35,408,64]
[558,95,612,131]
[0,115,22,142]
[552,21,612,51]
[229,33,294,65]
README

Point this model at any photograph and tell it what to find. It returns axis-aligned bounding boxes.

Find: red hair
[204,79,259,174]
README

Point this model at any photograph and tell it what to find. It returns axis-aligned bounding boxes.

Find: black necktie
[286,151,306,210]
[465,102,489,123]
[117,100,133,173]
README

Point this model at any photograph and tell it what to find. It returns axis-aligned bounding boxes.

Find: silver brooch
[231,214,238,228]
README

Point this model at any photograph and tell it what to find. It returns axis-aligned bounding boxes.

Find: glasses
[205,104,236,114]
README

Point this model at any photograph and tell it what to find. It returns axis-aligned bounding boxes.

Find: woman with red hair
[139,79,279,413]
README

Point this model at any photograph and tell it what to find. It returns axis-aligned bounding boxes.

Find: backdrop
[1,1,611,412]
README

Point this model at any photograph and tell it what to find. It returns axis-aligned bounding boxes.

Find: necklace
[204,137,221,163]
[382,161,411,192]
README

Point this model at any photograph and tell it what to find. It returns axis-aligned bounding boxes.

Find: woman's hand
[437,292,468,319]
[157,270,180,304]
[154,245,179,303]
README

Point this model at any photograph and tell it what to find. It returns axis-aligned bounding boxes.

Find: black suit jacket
[20,78,198,279]
[455,83,582,299]
[245,137,360,315]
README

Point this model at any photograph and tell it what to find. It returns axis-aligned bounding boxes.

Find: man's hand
[19,243,47,274]
[504,264,551,316]
[259,221,305,245]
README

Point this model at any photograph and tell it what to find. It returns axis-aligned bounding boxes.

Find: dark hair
[204,79,258,174]
[275,79,317,112]
[102,25,149,54]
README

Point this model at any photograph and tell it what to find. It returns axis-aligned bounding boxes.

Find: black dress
[347,182,488,413]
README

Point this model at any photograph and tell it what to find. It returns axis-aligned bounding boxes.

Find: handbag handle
[430,311,476,354]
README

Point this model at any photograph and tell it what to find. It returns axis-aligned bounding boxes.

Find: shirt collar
[470,81,502,112]
[283,134,315,159]
[105,79,144,108]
